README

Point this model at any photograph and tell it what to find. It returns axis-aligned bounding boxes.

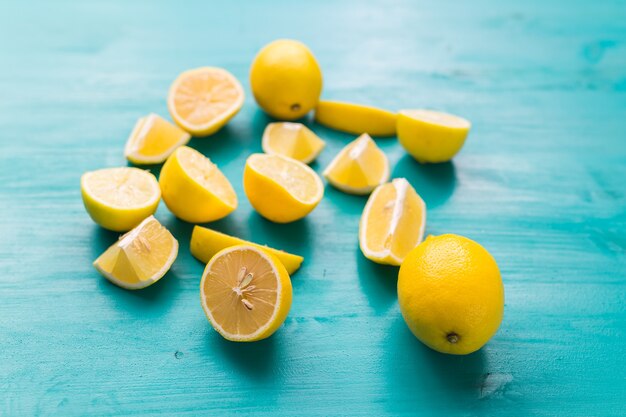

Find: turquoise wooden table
[1,0,625,415]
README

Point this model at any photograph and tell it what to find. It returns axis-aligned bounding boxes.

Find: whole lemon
[250,39,322,120]
[398,234,504,355]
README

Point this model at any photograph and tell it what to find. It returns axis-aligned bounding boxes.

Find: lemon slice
[159,146,237,223]
[261,122,325,164]
[314,100,397,136]
[243,153,324,223]
[81,167,160,232]
[124,113,191,165]
[93,216,178,290]
[200,245,292,342]
[397,109,471,163]
[323,133,390,195]
[167,67,244,137]
[359,178,426,266]
[190,225,303,274]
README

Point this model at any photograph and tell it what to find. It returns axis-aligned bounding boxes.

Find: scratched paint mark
[582,40,618,64]
[478,373,514,399]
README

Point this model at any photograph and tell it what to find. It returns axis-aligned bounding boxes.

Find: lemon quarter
[124,113,190,165]
[262,122,325,164]
[314,100,396,137]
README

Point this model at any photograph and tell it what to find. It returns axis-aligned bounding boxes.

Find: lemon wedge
[124,113,191,165]
[159,146,237,223]
[93,216,178,290]
[81,167,160,232]
[243,153,323,223]
[323,133,389,195]
[261,122,325,164]
[200,245,292,342]
[167,67,244,137]
[359,178,426,265]
[190,225,303,274]
[314,100,396,136]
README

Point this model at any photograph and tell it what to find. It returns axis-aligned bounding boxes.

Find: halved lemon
[190,225,303,274]
[124,113,191,165]
[81,167,160,232]
[314,100,396,137]
[159,146,237,223]
[243,153,324,223]
[359,178,426,266]
[323,133,389,195]
[93,216,178,290]
[200,245,292,342]
[261,122,325,164]
[167,67,244,137]
[397,109,471,163]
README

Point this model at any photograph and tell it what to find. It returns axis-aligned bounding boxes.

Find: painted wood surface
[1,0,625,415]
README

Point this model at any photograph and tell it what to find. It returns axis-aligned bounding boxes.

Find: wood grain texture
[1,0,625,415]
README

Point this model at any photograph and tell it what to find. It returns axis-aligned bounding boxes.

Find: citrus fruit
[191,226,303,274]
[397,109,471,163]
[323,133,389,195]
[93,216,178,290]
[250,39,323,120]
[359,178,426,265]
[262,122,325,164]
[200,245,292,342]
[167,67,244,137]
[124,113,191,165]
[159,146,237,223]
[398,234,504,355]
[314,100,396,136]
[243,153,323,223]
[81,167,160,232]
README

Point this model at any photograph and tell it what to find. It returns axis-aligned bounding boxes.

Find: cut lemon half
[323,133,389,195]
[93,216,178,290]
[159,146,237,223]
[191,225,303,274]
[81,167,160,232]
[397,109,471,163]
[167,67,244,137]
[200,245,292,342]
[359,178,426,266]
[124,113,191,165]
[261,122,325,164]
[243,153,324,223]
[314,100,397,137]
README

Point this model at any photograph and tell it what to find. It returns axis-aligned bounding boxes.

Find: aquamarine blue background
[1,1,625,415]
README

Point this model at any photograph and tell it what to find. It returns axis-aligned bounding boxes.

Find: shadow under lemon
[392,154,457,208]
[356,250,398,314]
[246,211,313,259]
[323,184,369,217]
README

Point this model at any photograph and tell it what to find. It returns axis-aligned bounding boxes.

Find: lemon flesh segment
[93,216,178,290]
[397,109,471,163]
[323,133,389,195]
[167,67,244,137]
[359,178,426,266]
[200,245,293,342]
[159,146,237,223]
[124,113,191,165]
[243,153,324,223]
[314,100,397,137]
[262,122,325,164]
[81,167,161,232]
[191,226,303,274]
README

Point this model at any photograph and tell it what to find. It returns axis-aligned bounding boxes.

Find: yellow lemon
[398,234,504,355]
[124,113,191,165]
[200,245,292,342]
[360,178,426,265]
[167,67,244,137]
[262,122,325,164]
[397,109,471,163]
[191,225,303,274]
[250,39,323,120]
[243,153,323,223]
[314,100,396,137]
[159,146,237,223]
[93,216,178,290]
[323,133,389,195]
[81,167,160,232]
